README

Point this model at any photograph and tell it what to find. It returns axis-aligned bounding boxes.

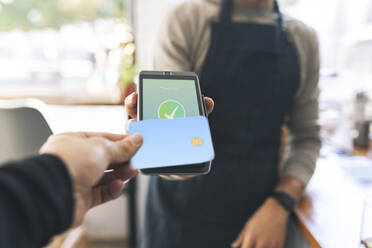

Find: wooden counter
[296,155,371,248]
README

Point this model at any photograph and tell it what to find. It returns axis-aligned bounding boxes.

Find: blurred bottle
[353,91,370,149]
[361,195,372,248]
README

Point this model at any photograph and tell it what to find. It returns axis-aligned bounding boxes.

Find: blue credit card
[129,116,215,169]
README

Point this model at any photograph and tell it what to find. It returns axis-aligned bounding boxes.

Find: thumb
[108,133,143,164]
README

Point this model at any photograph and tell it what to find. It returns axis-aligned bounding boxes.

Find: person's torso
[142,2,305,247]
[177,0,313,101]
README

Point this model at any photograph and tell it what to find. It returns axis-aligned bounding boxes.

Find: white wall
[134,0,185,69]
[285,0,372,71]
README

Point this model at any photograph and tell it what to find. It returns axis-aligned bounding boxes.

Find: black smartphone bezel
[139,71,204,120]
[138,71,211,175]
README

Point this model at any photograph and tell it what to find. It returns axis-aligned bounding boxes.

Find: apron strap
[219,0,287,30]
[274,1,287,31]
[219,0,233,24]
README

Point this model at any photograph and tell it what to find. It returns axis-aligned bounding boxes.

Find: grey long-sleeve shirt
[153,0,321,186]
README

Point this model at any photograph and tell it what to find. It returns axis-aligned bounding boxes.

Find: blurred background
[1,0,372,247]
[0,0,137,104]
[2,0,372,104]
[1,0,372,105]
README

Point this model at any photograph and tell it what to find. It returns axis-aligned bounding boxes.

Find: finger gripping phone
[138,70,211,175]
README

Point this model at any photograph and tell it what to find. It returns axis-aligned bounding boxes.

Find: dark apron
[141,1,300,247]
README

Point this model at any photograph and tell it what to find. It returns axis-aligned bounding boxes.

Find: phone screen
[142,78,201,120]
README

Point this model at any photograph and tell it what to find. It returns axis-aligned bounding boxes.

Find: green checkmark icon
[158,100,186,120]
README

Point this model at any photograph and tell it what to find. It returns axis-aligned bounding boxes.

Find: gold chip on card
[192,137,203,146]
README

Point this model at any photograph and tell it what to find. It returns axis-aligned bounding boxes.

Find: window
[0,0,135,104]
[282,0,372,73]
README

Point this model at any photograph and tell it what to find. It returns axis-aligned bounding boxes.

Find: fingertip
[231,241,239,248]
[130,92,137,104]
[126,163,138,172]
[204,96,213,103]
[129,133,143,147]
[109,179,124,197]
[231,235,242,248]
[128,167,139,178]
[114,164,138,181]
[131,168,139,177]
[128,164,138,171]
[113,179,124,188]
[125,93,132,105]
[204,97,214,110]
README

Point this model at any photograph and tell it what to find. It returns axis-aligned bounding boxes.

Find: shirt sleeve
[0,154,74,248]
[153,3,194,71]
[281,26,322,186]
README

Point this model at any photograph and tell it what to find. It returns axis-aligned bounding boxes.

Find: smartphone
[138,70,211,175]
